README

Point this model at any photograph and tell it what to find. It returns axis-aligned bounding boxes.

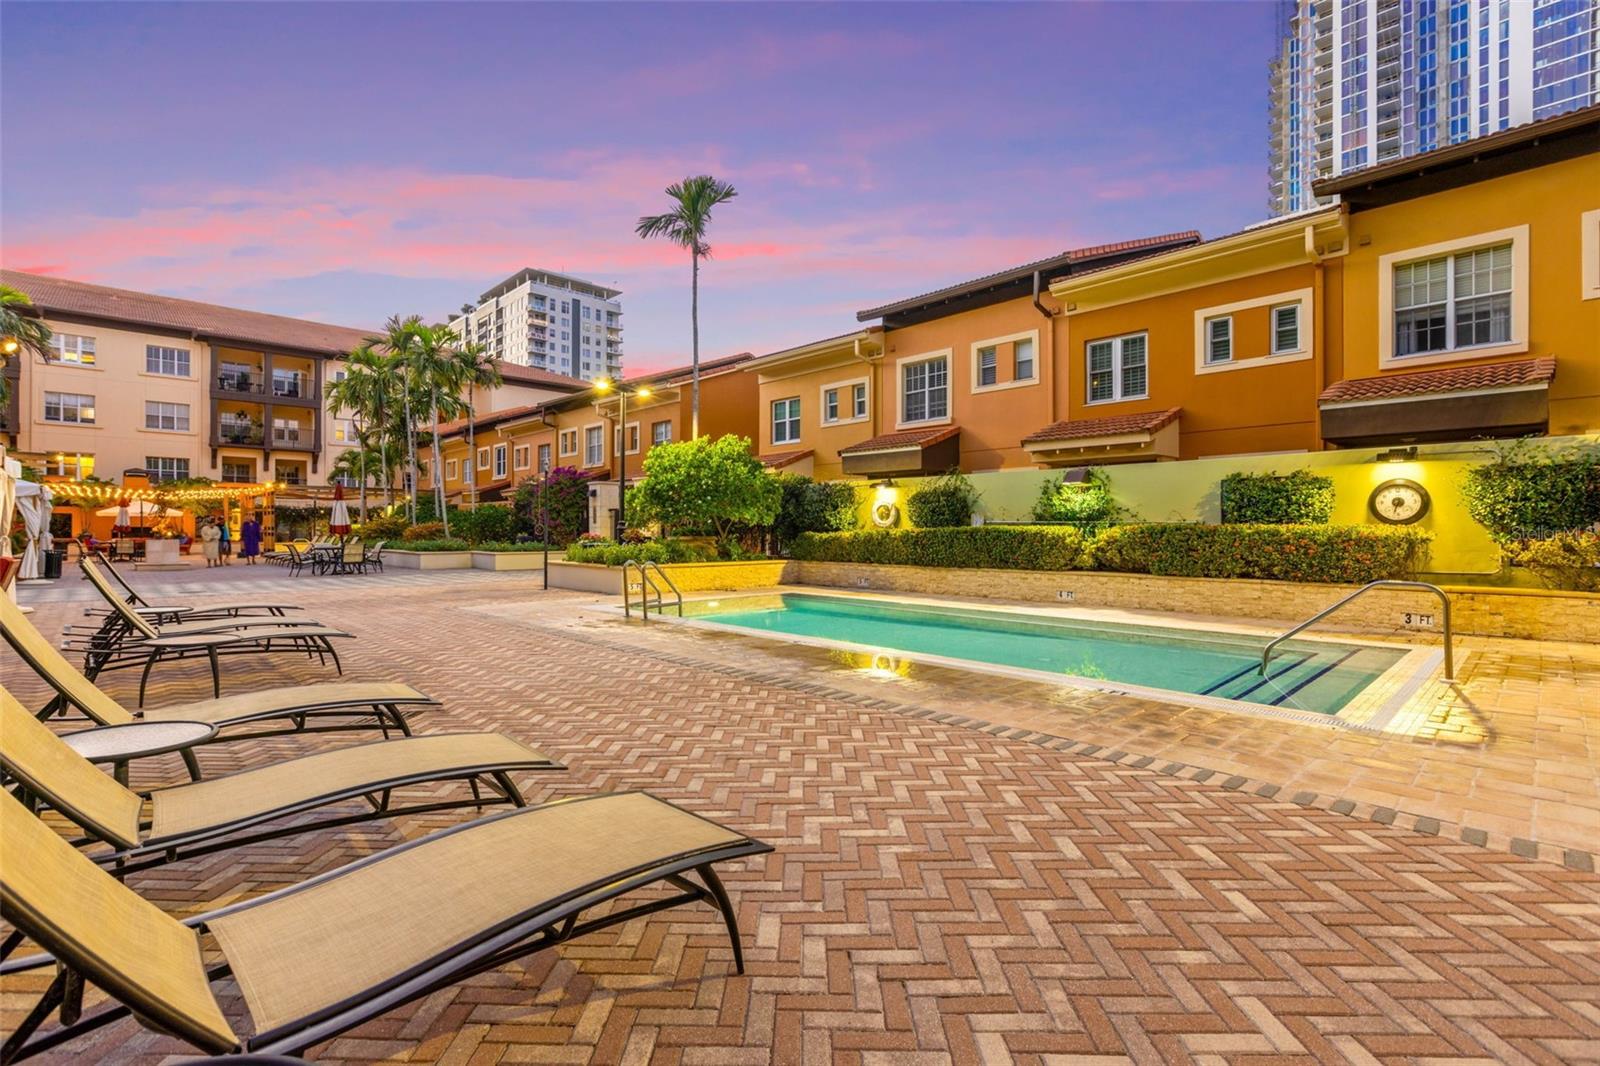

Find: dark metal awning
[839,426,960,478]
[1318,358,1555,447]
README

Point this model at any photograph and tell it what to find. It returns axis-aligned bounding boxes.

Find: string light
[44,481,283,504]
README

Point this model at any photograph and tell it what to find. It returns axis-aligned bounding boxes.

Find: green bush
[1504,531,1600,591]
[1219,470,1334,524]
[395,539,471,552]
[1461,445,1600,542]
[401,522,446,542]
[1089,523,1429,583]
[771,475,858,550]
[906,471,980,528]
[450,504,516,545]
[564,538,717,566]
[354,513,410,540]
[1031,469,1119,525]
[626,435,781,541]
[473,541,549,553]
[791,525,1088,571]
[513,467,599,547]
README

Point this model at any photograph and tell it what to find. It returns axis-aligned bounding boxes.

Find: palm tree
[456,341,501,510]
[374,315,425,522]
[324,342,400,520]
[397,322,473,536]
[635,175,738,439]
[1,285,54,407]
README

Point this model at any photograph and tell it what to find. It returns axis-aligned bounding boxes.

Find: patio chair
[0,688,560,874]
[91,552,302,622]
[0,786,769,1059]
[365,540,386,573]
[2,597,439,765]
[60,563,354,705]
[110,537,137,562]
[331,538,365,575]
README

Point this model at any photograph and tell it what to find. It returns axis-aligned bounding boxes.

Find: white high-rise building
[1268,0,1600,214]
[450,269,623,380]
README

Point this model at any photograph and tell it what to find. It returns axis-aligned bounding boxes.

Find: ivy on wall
[1219,470,1334,524]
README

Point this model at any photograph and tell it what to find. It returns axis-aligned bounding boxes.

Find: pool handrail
[621,559,683,621]
[1260,579,1453,680]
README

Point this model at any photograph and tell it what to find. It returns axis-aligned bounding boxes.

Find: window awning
[1021,408,1181,465]
[1318,357,1555,446]
[759,449,814,471]
[839,426,960,477]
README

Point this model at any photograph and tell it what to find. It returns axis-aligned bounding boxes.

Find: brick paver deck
[4,566,1598,1064]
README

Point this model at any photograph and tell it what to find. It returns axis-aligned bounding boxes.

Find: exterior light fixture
[1375,446,1419,463]
[1,335,19,355]
[871,478,896,489]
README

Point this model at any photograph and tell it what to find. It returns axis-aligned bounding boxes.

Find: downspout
[1032,271,1057,424]
[851,335,879,436]
[1305,223,1328,452]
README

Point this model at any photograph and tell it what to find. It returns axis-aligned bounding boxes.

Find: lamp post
[592,379,651,540]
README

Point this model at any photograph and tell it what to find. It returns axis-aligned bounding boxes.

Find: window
[852,384,868,419]
[221,460,254,483]
[584,425,604,466]
[1204,316,1233,364]
[272,417,302,444]
[1271,304,1301,354]
[824,388,840,423]
[977,346,998,387]
[1393,242,1512,357]
[49,333,96,365]
[271,369,304,398]
[651,420,672,446]
[477,447,491,470]
[627,424,640,453]
[493,444,508,478]
[446,459,459,481]
[559,429,579,456]
[145,457,190,482]
[145,345,191,377]
[1086,333,1148,403]
[275,463,305,486]
[144,401,191,432]
[43,391,95,424]
[332,419,356,444]
[1013,338,1035,381]
[771,397,801,444]
[46,453,95,479]
[901,355,949,423]
[514,444,531,470]
[537,443,551,472]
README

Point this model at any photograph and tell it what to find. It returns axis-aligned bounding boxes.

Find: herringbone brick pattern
[4,569,1598,1065]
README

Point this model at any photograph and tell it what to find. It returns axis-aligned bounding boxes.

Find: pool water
[685,594,1407,715]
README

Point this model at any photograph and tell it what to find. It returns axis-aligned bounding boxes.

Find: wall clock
[1368,479,1430,525]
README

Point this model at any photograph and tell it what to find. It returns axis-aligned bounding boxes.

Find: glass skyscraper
[1268,0,1599,214]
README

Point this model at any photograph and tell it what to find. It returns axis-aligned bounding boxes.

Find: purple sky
[1,1,1279,374]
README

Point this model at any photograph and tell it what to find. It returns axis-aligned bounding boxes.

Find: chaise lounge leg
[137,653,158,707]
[180,747,203,781]
[696,863,747,975]
[207,646,221,698]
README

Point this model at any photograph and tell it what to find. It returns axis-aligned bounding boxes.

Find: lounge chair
[0,787,769,1059]
[62,561,353,704]
[91,552,302,622]
[2,594,436,761]
[76,558,327,645]
[0,687,560,873]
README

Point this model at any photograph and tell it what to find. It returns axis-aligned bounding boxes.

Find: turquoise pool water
[685,594,1406,715]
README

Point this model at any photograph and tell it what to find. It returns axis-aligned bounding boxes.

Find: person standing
[240,513,262,564]
[218,517,233,565]
[199,519,221,568]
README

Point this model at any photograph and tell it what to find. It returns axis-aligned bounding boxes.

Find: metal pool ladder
[622,559,683,622]
[1260,579,1453,680]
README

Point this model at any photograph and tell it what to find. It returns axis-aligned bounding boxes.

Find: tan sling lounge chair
[0,787,769,1060]
[64,560,353,703]
[3,595,435,769]
[91,551,303,621]
[0,688,560,875]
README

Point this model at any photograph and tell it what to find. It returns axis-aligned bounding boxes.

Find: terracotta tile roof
[434,404,546,439]
[1,269,374,357]
[492,361,589,391]
[1022,407,1181,444]
[856,231,1202,321]
[759,449,814,469]
[838,425,960,455]
[629,351,754,389]
[1318,358,1556,405]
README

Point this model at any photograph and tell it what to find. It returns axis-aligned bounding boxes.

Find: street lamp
[592,378,651,539]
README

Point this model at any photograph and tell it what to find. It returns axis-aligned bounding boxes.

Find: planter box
[785,559,1600,644]
[385,549,473,570]
[547,559,791,595]
[471,550,548,571]
[141,539,182,566]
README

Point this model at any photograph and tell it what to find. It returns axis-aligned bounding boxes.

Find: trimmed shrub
[1089,523,1429,583]
[791,526,1089,571]
[1031,468,1119,525]
[906,471,980,528]
[451,504,517,545]
[1219,470,1334,524]
[1461,446,1600,542]
[564,538,716,567]
[395,539,471,552]
[1504,531,1600,591]
[626,435,781,541]
[400,522,446,542]
[354,513,410,540]
[473,541,549,552]
[771,475,859,551]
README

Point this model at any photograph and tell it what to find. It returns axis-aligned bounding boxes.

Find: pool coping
[627,588,1451,736]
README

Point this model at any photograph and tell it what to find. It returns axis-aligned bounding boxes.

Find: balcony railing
[271,376,306,399]
[272,427,305,445]
[217,373,265,394]
[218,421,265,445]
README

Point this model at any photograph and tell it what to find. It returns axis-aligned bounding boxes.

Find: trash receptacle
[43,549,64,580]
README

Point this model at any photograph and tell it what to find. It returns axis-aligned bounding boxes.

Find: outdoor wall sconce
[1374,446,1419,463]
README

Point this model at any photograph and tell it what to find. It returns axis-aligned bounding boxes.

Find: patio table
[61,719,217,784]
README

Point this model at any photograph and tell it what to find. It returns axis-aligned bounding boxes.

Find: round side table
[61,720,218,784]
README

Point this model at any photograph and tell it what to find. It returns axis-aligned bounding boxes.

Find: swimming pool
[679,593,1412,717]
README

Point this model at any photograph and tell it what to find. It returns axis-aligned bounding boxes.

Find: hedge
[1219,470,1334,524]
[906,472,981,528]
[564,538,717,566]
[392,539,471,552]
[790,523,1430,584]
[790,526,1089,571]
[1461,448,1600,542]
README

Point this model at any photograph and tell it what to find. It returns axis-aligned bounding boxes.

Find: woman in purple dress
[240,513,263,564]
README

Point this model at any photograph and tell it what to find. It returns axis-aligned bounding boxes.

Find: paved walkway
[3,568,1598,1064]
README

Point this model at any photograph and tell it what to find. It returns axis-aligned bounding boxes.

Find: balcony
[216,368,266,395]
[270,419,316,451]
[217,419,265,446]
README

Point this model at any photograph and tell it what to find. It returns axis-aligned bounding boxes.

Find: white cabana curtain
[14,480,53,580]
[0,463,17,598]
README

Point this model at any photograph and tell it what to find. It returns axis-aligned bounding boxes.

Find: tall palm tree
[375,315,425,522]
[1,284,54,407]
[397,322,473,536]
[324,342,400,519]
[456,341,501,510]
[635,175,738,439]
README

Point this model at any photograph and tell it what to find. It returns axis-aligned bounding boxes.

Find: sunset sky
[1,1,1279,374]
